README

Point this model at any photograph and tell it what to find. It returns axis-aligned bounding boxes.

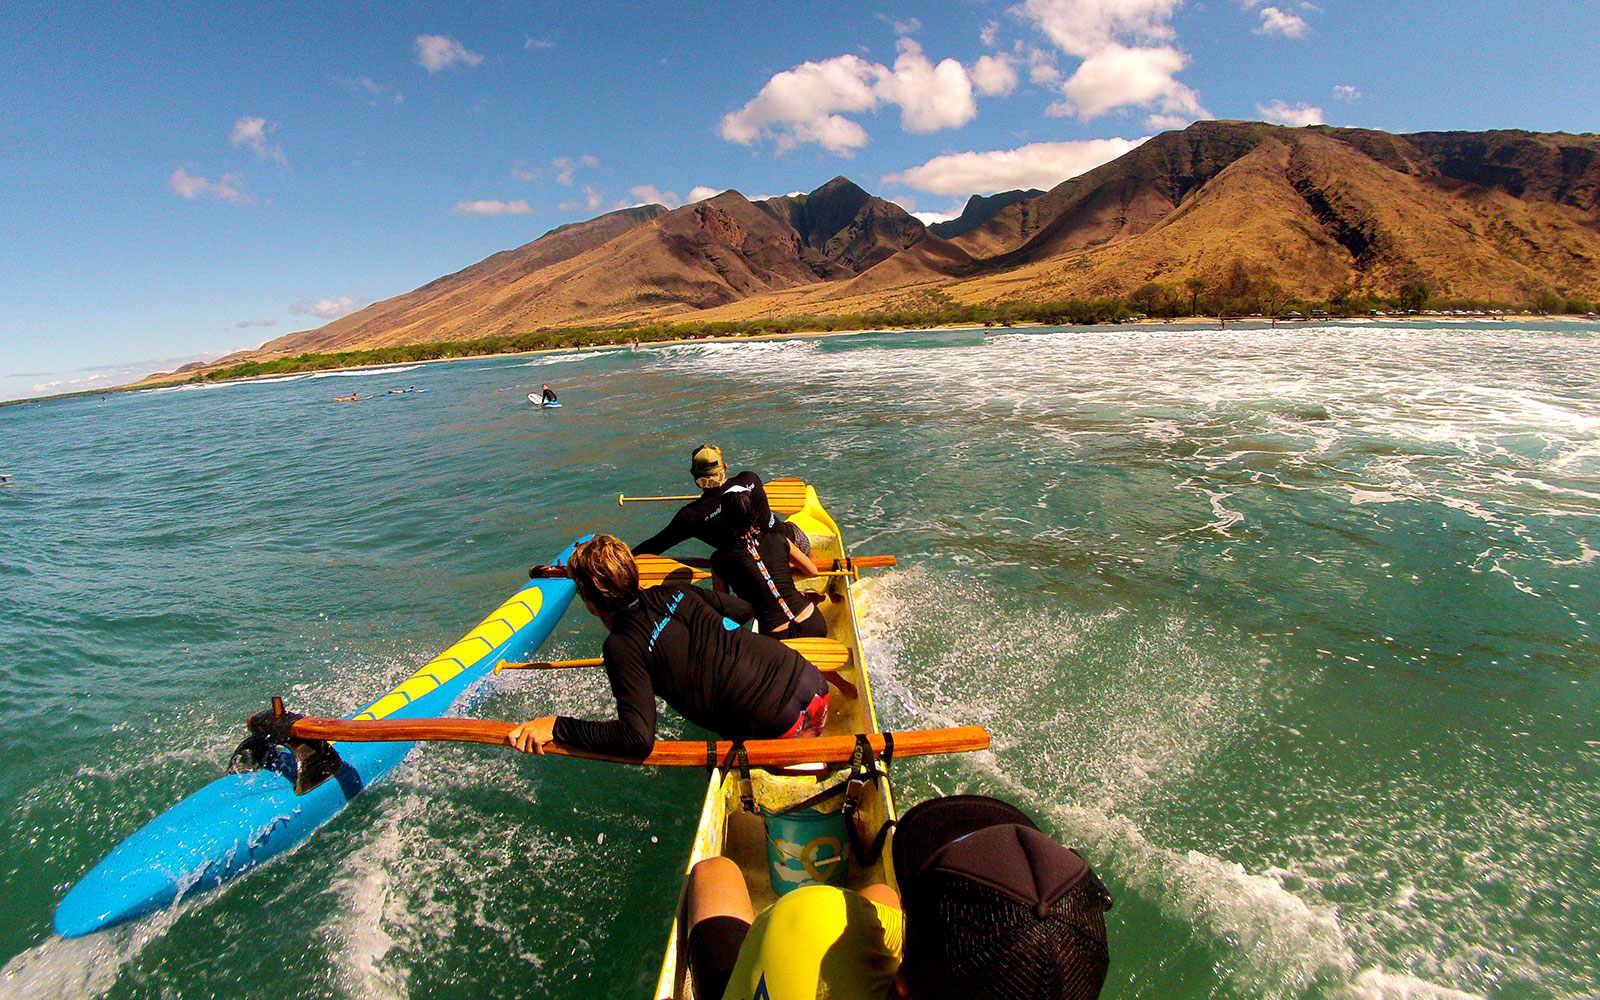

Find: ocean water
[0,322,1595,1000]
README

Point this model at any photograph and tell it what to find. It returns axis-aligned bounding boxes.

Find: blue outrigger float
[54,548,579,938]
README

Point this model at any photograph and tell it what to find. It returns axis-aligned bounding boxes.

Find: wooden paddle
[287,716,989,768]
[620,477,812,516]
[496,636,859,697]
[529,554,896,583]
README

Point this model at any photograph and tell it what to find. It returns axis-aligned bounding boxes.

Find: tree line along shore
[7,283,1596,407]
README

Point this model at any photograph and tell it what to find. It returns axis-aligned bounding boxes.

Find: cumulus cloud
[415,34,483,73]
[451,199,533,216]
[230,116,286,165]
[510,165,538,181]
[877,39,978,132]
[290,296,363,319]
[1049,44,1205,122]
[1016,0,1208,124]
[980,20,1001,47]
[630,185,682,208]
[1257,100,1324,125]
[558,186,606,212]
[168,168,253,204]
[688,186,722,203]
[720,37,993,154]
[552,154,599,184]
[1333,84,1362,101]
[972,54,1019,96]
[883,136,1149,195]
[1255,6,1311,37]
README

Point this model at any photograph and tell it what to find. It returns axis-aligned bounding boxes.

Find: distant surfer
[386,386,417,395]
[333,392,359,402]
[539,384,558,404]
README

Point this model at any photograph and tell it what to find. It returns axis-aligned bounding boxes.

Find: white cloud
[510,166,538,181]
[290,296,363,319]
[877,39,977,133]
[525,37,555,50]
[1332,84,1362,101]
[972,54,1019,97]
[1019,0,1182,57]
[552,154,599,184]
[630,185,682,208]
[720,54,881,153]
[980,20,1001,47]
[1257,100,1324,125]
[451,199,533,216]
[1017,0,1208,123]
[234,319,277,329]
[1028,48,1063,84]
[886,16,922,34]
[1146,113,1194,130]
[415,35,483,73]
[168,168,253,204]
[1256,6,1311,37]
[688,186,722,203]
[559,186,606,212]
[720,36,996,154]
[344,76,403,105]
[229,116,286,165]
[1051,44,1205,121]
[884,136,1149,195]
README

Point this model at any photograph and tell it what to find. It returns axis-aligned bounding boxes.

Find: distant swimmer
[539,384,559,404]
[333,392,359,402]
[386,386,417,395]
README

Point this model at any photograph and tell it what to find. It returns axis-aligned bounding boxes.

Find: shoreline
[7,313,1596,408]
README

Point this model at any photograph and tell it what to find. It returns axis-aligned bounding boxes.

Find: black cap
[892,796,1113,1000]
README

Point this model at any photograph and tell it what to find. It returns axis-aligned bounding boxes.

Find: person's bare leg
[688,856,755,925]
[859,882,901,910]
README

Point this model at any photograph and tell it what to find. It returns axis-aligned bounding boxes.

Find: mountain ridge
[235,122,1600,362]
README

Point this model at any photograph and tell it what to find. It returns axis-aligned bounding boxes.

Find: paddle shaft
[529,555,895,578]
[286,717,988,767]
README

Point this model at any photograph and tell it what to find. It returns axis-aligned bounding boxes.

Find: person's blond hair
[568,534,640,614]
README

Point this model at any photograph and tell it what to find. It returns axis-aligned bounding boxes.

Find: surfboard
[528,393,561,407]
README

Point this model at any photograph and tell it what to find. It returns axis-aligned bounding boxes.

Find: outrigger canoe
[652,481,898,999]
[53,548,579,938]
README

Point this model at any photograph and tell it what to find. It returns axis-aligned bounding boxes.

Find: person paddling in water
[539,383,558,404]
[508,534,829,758]
[333,392,359,402]
[633,444,811,557]
[710,489,825,639]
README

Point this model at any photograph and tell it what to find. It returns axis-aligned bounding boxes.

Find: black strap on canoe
[840,734,894,866]
[715,742,754,813]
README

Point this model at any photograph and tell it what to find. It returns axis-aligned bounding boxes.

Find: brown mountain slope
[256,205,669,357]
[827,123,1600,307]
[247,179,924,358]
[240,123,1600,361]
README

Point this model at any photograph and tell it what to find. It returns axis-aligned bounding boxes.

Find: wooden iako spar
[263,713,987,768]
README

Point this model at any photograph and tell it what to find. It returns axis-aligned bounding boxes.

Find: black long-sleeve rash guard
[632,471,775,555]
[710,531,810,634]
[550,584,819,758]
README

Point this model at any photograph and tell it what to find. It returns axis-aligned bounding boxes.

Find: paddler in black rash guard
[632,444,811,557]
[710,489,827,639]
[507,534,830,758]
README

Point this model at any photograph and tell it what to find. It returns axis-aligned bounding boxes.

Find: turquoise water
[1,322,1595,999]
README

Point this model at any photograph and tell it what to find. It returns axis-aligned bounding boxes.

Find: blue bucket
[765,807,849,896]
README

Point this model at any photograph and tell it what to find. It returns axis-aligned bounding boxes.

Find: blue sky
[3,0,1597,401]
